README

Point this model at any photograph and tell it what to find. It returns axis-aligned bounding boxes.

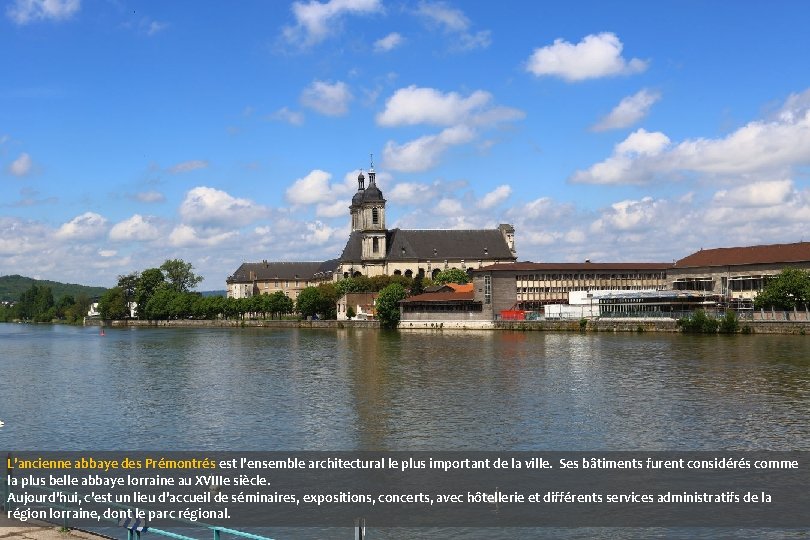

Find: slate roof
[339,228,515,262]
[227,259,338,283]
[674,242,810,268]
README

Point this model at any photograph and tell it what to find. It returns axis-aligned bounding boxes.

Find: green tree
[135,268,166,317]
[719,309,739,334]
[434,268,470,285]
[17,284,55,322]
[267,291,293,319]
[316,283,339,319]
[98,287,129,319]
[410,274,425,296]
[376,283,407,329]
[117,272,140,305]
[754,268,810,310]
[144,288,178,320]
[160,259,203,293]
[296,287,321,318]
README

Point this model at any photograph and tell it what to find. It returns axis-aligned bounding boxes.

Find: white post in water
[355,517,366,540]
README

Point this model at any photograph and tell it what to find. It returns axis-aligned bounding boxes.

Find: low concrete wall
[89,317,809,334]
[96,319,380,329]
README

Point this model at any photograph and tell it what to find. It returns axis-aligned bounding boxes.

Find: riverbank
[84,317,810,334]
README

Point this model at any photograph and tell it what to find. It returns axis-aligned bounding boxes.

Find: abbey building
[226,161,517,298]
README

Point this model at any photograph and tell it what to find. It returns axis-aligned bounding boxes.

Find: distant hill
[0,275,107,302]
[200,290,226,297]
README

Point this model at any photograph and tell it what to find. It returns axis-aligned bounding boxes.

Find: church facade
[335,164,517,280]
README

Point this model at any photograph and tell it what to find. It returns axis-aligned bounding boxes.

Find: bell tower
[349,155,386,261]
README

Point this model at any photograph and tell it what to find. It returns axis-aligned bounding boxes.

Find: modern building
[226,260,337,300]
[470,262,670,318]
[335,162,517,280]
[399,283,485,322]
[670,241,810,304]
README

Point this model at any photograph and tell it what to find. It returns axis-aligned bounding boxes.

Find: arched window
[353,271,362,277]
[393,270,402,276]
[432,269,441,280]
[405,269,413,278]
[372,208,379,224]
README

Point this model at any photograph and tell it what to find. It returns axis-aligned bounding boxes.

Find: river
[1,324,808,538]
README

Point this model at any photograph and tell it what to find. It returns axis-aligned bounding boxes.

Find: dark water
[1,324,809,538]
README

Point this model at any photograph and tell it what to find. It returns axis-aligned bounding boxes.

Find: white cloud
[286,169,338,205]
[316,200,350,218]
[374,32,404,52]
[303,221,337,245]
[7,0,79,24]
[477,185,511,209]
[179,186,267,227]
[109,214,161,242]
[269,107,305,126]
[168,224,236,248]
[387,182,432,204]
[383,125,475,172]
[572,129,671,184]
[98,249,117,257]
[377,86,492,127]
[574,89,810,184]
[592,89,661,131]
[283,0,381,47]
[9,152,33,177]
[168,160,208,174]
[526,32,647,82]
[146,20,168,36]
[415,1,490,51]
[434,198,463,216]
[55,212,108,240]
[300,80,353,116]
[590,197,663,233]
[712,179,795,208]
[132,191,165,203]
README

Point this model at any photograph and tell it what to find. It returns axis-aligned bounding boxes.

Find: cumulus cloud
[316,200,349,218]
[434,198,463,216]
[300,80,353,116]
[286,170,342,205]
[387,182,432,205]
[7,0,79,24]
[268,107,305,126]
[592,89,661,131]
[374,32,404,52]
[712,179,795,208]
[377,86,523,171]
[383,125,475,172]
[8,153,33,177]
[415,1,491,51]
[477,185,511,209]
[168,160,208,174]
[574,89,810,184]
[377,86,492,126]
[168,224,237,248]
[526,32,647,82]
[55,212,108,240]
[282,0,381,47]
[571,128,671,184]
[179,186,267,227]
[109,214,161,242]
[304,221,337,245]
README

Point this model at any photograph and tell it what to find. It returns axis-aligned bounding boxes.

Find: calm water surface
[1,324,809,538]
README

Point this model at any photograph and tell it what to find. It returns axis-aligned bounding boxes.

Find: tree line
[0,284,91,323]
[96,261,471,329]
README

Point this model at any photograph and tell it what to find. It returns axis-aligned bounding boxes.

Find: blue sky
[2,0,810,288]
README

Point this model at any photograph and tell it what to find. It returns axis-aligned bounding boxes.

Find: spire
[368,153,376,185]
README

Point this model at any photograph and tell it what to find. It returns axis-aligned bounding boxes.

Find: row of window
[515,273,666,282]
